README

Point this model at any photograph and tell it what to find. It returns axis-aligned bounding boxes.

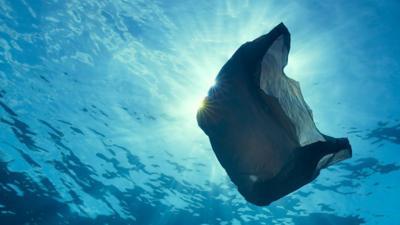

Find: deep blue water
[0,0,399,224]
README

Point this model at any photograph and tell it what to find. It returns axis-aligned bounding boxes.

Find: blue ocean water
[0,0,399,224]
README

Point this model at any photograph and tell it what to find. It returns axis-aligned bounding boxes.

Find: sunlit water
[0,0,399,224]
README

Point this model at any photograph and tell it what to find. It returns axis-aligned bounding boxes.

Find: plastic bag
[197,23,352,206]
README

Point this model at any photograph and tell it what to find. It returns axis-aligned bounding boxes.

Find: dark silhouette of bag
[197,23,352,206]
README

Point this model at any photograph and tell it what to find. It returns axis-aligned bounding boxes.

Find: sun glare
[198,97,207,110]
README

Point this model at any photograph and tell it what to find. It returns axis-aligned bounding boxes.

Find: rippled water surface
[1,1,399,224]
